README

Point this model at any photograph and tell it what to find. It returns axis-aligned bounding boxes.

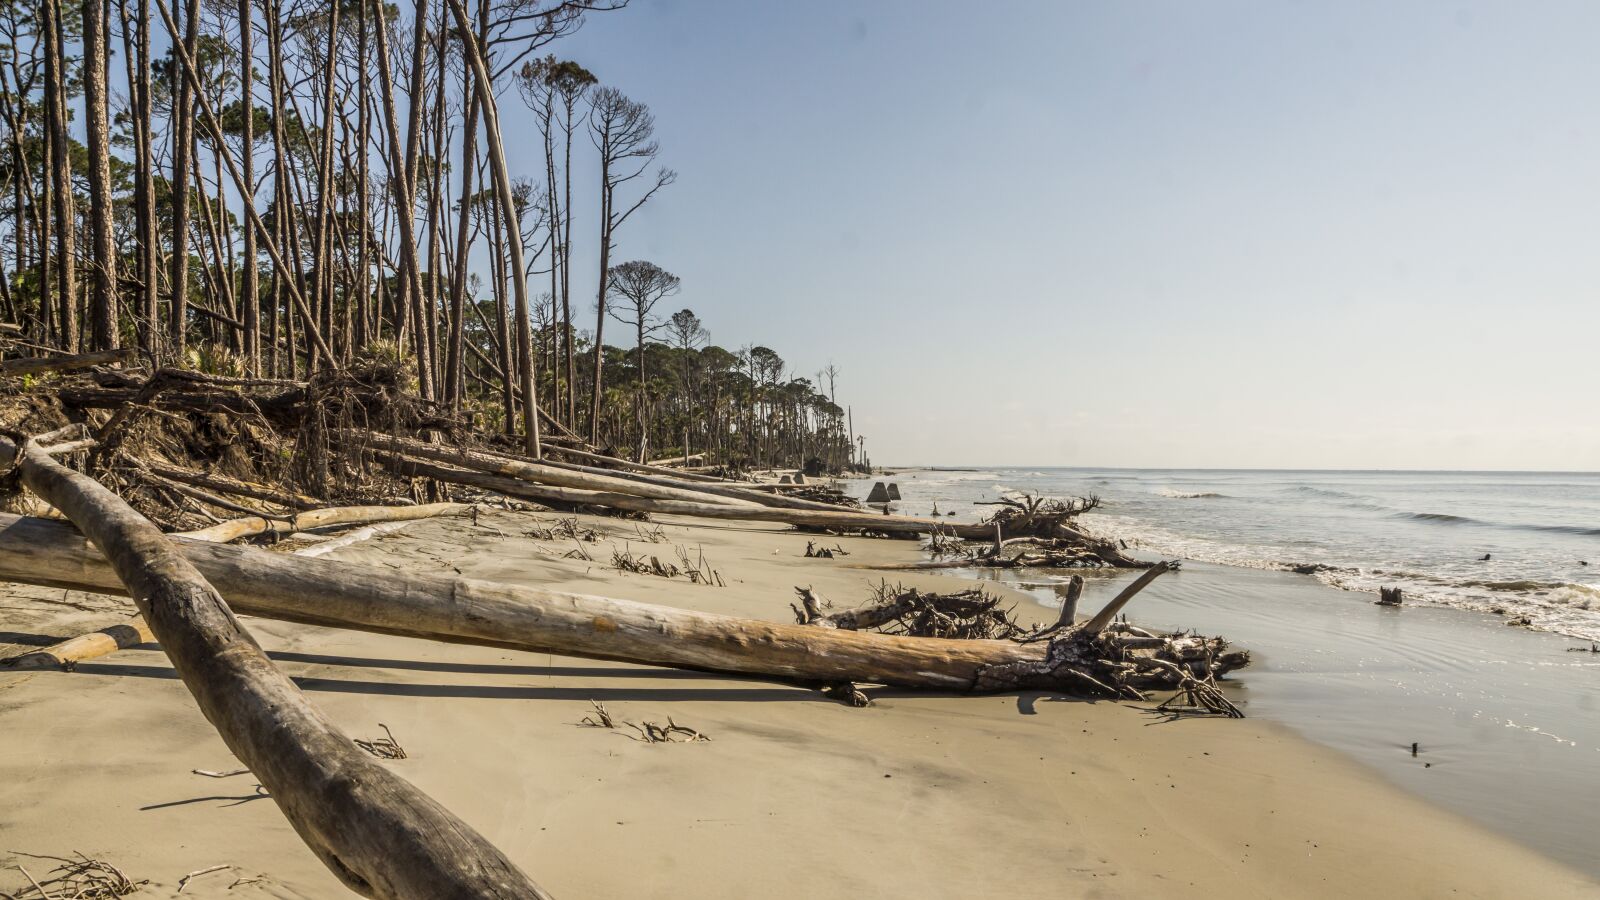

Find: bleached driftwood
[0,512,1245,697]
[0,435,546,899]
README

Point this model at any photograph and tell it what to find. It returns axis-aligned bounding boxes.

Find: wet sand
[2,509,1596,897]
[976,560,1600,877]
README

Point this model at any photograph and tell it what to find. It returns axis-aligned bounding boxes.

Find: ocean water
[843,467,1600,874]
[852,468,1600,642]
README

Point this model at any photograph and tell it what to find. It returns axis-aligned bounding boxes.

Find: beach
[2,507,1595,898]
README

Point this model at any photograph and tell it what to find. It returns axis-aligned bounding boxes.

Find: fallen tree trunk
[473,444,865,514]
[0,347,136,376]
[645,452,704,467]
[176,502,469,543]
[0,439,547,898]
[542,444,731,484]
[15,510,464,669]
[349,431,762,509]
[145,463,321,510]
[0,511,1244,694]
[380,452,1121,547]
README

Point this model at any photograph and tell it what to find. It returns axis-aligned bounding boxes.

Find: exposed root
[523,516,602,543]
[612,543,723,586]
[793,582,1030,640]
[576,701,710,743]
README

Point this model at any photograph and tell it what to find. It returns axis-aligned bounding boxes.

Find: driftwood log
[9,505,467,670]
[349,431,763,508]
[0,436,548,899]
[355,431,862,515]
[0,511,1245,697]
[0,347,136,376]
[175,502,470,543]
[376,451,1131,555]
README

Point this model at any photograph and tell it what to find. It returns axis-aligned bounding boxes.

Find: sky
[102,1,1600,469]
[505,0,1600,470]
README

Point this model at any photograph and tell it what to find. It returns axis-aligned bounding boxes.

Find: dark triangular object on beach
[866,482,891,503]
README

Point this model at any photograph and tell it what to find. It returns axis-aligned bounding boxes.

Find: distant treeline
[0,0,860,470]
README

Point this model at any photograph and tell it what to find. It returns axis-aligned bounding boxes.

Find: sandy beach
[2,507,1594,898]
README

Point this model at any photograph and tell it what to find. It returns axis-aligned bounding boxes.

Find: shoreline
[2,508,1594,897]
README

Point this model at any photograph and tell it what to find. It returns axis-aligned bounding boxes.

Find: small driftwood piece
[0,619,156,671]
[576,701,710,743]
[3,850,146,898]
[1376,587,1403,606]
[0,434,547,899]
[354,724,408,760]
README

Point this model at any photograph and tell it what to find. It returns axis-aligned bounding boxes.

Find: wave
[1156,489,1226,499]
[1399,511,1479,525]
[1079,512,1600,641]
[1284,485,1362,500]
[1393,511,1600,537]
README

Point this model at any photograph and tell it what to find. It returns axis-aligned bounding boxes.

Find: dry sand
[1,508,1595,898]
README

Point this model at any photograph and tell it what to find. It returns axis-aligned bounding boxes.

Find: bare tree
[606,260,678,461]
[82,0,117,350]
[586,85,672,443]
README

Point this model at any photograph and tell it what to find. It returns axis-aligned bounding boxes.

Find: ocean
[851,467,1600,641]
[842,467,1600,874]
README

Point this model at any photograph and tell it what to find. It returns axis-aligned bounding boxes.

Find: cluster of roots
[1,355,510,532]
[793,581,1251,715]
[792,583,1031,640]
[977,623,1250,716]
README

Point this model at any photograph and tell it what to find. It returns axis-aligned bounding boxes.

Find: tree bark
[238,0,259,371]
[167,0,200,355]
[42,0,77,352]
[446,0,540,457]
[443,34,480,411]
[82,0,118,351]
[372,0,435,399]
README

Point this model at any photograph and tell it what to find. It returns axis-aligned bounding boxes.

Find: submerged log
[0,438,547,898]
[0,511,1244,695]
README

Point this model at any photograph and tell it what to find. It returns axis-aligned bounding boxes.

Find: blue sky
[529,0,1600,469]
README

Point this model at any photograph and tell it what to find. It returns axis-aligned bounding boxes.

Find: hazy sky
[510,0,1599,470]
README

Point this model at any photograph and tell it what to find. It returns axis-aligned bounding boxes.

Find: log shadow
[140,792,270,811]
[68,662,822,703]
[0,630,65,648]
